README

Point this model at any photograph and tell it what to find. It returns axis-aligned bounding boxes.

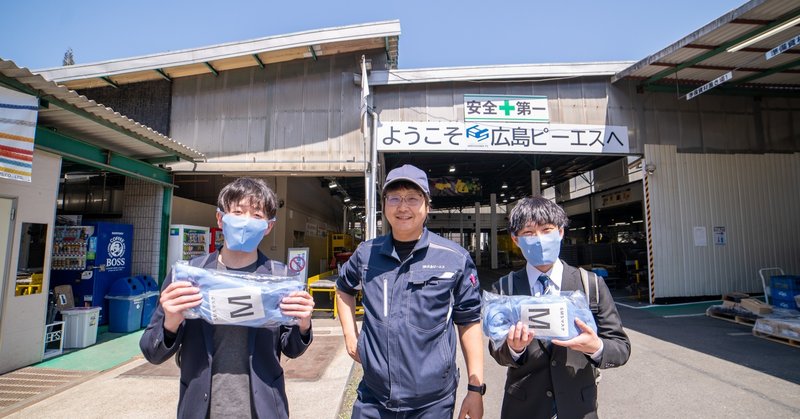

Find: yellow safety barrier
[307,270,364,318]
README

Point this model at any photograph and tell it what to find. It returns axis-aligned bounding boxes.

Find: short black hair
[217,177,278,219]
[508,196,569,234]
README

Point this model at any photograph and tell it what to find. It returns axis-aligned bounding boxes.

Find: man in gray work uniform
[336,164,485,419]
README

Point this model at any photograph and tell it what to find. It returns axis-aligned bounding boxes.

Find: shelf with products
[52,226,90,271]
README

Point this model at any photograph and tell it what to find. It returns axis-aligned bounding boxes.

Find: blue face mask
[220,212,271,252]
[516,229,562,267]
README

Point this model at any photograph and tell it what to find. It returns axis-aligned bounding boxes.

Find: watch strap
[467,383,486,395]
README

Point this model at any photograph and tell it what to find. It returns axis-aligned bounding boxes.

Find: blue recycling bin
[138,275,160,328]
[106,276,145,333]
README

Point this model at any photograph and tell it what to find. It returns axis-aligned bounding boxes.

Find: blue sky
[1,0,746,71]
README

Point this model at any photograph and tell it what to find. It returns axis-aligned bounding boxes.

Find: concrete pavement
[4,304,800,418]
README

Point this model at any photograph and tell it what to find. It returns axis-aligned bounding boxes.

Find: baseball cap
[383,164,430,196]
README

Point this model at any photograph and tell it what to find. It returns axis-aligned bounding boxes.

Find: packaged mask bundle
[172,262,304,328]
[482,290,598,348]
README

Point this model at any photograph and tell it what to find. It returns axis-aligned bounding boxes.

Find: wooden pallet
[753,330,800,348]
[706,312,757,326]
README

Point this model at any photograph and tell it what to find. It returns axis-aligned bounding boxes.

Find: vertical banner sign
[287,247,310,284]
[0,85,39,182]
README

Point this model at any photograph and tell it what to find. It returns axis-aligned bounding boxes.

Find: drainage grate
[0,367,93,412]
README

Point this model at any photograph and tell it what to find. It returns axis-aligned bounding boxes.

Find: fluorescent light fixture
[727,16,800,52]
[500,193,505,197]
[503,199,508,203]
[448,165,456,173]
[544,167,552,174]
[343,196,351,203]
[501,182,508,189]
[328,181,338,189]
[541,181,548,186]
[349,205,357,210]
[510,195,516,200]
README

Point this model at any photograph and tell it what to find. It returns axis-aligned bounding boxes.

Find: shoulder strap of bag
[497,271,514,295]
[190,252,215,268]
[579,267,600,315]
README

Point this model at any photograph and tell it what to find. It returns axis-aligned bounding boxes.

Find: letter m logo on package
[519,302,569,338]
[209,287,266,324]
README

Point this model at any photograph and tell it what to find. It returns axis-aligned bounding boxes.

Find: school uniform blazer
[488,261,630,419]
[139,251,312,419]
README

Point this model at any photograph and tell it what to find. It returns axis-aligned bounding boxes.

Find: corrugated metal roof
[0,58,204,161]
[34,21,401,90]
[369,61,635,85]
[613,0,800,95]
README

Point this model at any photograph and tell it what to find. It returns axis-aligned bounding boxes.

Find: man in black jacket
[489,196,630,419]
[140,177,314,419]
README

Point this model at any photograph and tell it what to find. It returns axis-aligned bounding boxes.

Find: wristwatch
[467,383,486,395]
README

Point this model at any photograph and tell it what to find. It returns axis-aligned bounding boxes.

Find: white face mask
[516,229,562,267]
[220,212,270,252]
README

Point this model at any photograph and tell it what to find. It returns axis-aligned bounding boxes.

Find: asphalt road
[457,304,800,419]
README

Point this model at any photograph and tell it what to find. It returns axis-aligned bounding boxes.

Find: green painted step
[35,329,145,371]
[639,301,721,317]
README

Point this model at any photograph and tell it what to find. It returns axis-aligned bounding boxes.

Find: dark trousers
[352,384,456,419]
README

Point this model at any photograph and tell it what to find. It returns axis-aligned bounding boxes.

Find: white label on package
[208,287,266,325]
[519,302,569,338]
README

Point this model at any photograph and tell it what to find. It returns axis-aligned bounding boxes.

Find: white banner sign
[765,34,800,60]
[464,94,549,123]
[0,85,39,182]
[377,121,629,154]
[685,71,732,100]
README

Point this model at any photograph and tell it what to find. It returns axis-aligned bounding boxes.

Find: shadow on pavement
[477,265,800,386]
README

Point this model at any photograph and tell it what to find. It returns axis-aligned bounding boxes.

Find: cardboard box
[722,292,749,303]
[721,300,741,310]
[740,298,772,315]
[53,285,75,311]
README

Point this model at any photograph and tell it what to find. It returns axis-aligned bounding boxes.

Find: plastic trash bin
[60,307,101,348]
[138,275,160,328]
[106,277,145,333]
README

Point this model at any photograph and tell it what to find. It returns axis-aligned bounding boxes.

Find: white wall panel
[646,144,800,299]
[0,150,61,373]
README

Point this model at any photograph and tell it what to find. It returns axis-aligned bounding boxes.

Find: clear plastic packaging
[173,261,304,328]
[482,289,598,349]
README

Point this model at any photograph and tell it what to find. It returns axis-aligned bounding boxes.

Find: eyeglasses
[385,194,424,207]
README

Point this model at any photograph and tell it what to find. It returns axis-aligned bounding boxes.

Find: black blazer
[489,261,630,419]
[139,251,312,419]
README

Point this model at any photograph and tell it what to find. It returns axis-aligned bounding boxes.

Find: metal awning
[613,0,800,97]
[0,58,204,163]
[369,61,634,85]
[34,21,401,90]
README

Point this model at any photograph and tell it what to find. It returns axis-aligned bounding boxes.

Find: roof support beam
[385,37,391,60]
[101,76,119,88]
[308,46,318,61]
[643,83,800,97]
[154,68,172,82]
[732,57,800,85]
[252,54,265,69]
[204,62,219,76]
[643,8,800,86]
[34,127,174,186]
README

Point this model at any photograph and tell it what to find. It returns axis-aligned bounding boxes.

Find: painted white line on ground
[663,313,706,318]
